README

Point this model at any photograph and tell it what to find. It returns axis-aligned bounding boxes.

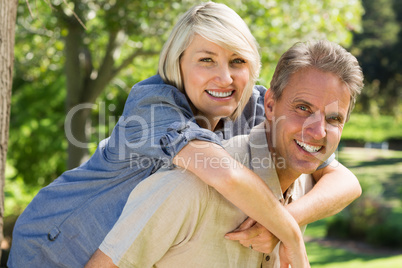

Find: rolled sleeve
[104,75,222,166]
[160,121,223,162]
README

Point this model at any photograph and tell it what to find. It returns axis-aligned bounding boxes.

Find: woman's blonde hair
[158,2,261,120]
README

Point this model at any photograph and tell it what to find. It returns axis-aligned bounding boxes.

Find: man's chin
[293,160,322,175]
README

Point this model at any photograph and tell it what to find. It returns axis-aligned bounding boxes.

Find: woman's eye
[232,58,246,64]
[200,58,213,62]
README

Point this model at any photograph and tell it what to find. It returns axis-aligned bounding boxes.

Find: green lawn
[342,114,402,142]
[304,147,402,267]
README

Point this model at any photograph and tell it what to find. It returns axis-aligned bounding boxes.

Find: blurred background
[3,0,402,267]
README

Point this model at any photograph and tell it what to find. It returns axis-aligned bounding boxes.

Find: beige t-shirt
[100,123,314,267]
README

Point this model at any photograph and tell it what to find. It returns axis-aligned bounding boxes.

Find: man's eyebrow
[292,98,315,108]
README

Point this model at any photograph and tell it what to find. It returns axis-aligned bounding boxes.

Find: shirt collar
[248,122,297,204]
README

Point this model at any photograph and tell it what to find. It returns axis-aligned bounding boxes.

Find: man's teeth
[207,90,233,98]
[295,140,322,153]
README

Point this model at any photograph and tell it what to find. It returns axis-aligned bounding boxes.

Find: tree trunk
[0,0,18,260]
[64,19,90,169]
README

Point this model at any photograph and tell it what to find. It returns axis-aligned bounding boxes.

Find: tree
[351,0,402,116]
[9,0,363,188]
[48,0,195,168]
[0,0,18,259]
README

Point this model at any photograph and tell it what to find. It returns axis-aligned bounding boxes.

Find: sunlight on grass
[304,147,402,267]
[342,114,402,142]
[306,241,402,268]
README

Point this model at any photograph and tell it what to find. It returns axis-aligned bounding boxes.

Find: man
[87,39,364,267]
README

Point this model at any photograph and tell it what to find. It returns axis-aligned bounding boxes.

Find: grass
[305,219,402,267]
[3,116,402,266]
[304,147,402,267]
[342,114,402,142]
[306,241,402,268]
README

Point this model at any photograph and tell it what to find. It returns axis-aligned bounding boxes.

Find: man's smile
[295,139,322,153]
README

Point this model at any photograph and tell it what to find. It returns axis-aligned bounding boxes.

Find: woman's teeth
[206,90,233,98]
[295,140,322,153]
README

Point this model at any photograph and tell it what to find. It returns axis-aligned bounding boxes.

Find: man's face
[265,67,350,176]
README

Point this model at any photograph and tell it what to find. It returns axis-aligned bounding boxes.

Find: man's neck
[275,166,301,194]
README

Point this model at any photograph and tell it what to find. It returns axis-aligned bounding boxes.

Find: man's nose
[302,111,327,140]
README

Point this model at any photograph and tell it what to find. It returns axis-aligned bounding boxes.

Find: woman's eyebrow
[195,50,239,57]
[195,50,217,55]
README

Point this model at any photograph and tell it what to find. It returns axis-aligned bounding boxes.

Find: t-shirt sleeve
[99,169,209,267]
[103,78,223,167]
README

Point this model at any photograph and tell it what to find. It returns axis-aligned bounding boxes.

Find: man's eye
[327,116,342,124]
[297,105,309,112]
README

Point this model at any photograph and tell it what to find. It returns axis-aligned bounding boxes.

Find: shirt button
[265,255,271,261]
[47,227,61,241]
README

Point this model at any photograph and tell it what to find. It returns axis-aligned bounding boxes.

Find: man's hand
[225,217,280,253]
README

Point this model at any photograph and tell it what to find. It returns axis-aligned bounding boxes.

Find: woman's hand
[279,241,310,268]
[225,217,310,267]
[225,217,280,253]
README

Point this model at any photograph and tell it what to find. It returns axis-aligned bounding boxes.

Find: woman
[9,2,359,267]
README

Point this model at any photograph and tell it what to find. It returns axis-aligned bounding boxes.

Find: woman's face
[180,34,250,130]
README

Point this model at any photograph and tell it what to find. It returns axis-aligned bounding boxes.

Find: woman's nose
[214,65,233,87]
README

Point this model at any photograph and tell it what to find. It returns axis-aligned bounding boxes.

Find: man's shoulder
[148,168,211,200]
[222,134,252,168]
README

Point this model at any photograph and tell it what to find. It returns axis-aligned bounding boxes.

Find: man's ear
[264,88,275,120]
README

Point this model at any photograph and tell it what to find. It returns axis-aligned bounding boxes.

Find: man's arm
[175,141,308,266]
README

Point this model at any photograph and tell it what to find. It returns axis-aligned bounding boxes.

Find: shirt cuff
[160,121,223,165]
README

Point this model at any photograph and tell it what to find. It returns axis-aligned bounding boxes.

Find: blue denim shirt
[8,75,270,267]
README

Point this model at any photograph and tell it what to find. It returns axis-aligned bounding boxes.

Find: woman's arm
[287,159,361,226]
[174,140,309,268]
[225,159,361,253]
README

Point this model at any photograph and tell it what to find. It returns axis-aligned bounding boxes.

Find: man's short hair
[270,40,364,121]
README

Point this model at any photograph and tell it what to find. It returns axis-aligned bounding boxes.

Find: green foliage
[327,196,393,239]
[342,114,402,142]
[225,0,364,85]
[351,0,402,116]
[306,239,402,267]
[324,148,402,249]
[326,196,402,249]
[9,71,67,186]
[4,163,41,217]
[304,148,402,266]
[10,0,363,185]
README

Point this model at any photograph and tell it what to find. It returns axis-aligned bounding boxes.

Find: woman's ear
[264,89,275,120]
